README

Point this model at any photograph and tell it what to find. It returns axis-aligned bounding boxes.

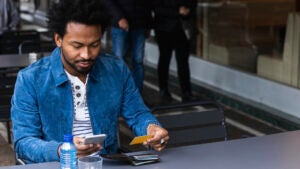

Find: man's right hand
[179,6,190,16]
[118,18,129,31]
[73,137,102,158]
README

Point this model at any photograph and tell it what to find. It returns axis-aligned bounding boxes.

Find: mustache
[75,59,95,63]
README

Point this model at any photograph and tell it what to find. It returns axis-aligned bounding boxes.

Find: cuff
[45,141,62,161]
[143,121,162,135]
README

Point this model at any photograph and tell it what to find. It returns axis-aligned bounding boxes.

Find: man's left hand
[144,124,169,151]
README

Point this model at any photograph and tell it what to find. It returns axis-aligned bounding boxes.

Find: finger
[93,144,102,151]
[154,138,168,149]
[74,137,85,145]
[77,146,100,156]
[86,144,101,151]
[77,145,93,154]
[152,143,167,152]
[163,136,170,143]
[156,146,165,152]
[149,139,167,148]
[148,135,168,145]
[146,138,161,145]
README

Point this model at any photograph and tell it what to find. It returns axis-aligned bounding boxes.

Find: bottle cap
[63,134,73,142]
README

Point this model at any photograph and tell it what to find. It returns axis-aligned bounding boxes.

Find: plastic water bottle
[60,134,77,169]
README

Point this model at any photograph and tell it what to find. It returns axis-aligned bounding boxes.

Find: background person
[11,0,168,163]
[0,0,20,34]
[103,0,152,92]
[153,0,197,102]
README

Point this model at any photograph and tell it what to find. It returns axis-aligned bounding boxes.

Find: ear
[54,33,62,47]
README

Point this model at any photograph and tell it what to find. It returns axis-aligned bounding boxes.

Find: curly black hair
[47,0,109,37]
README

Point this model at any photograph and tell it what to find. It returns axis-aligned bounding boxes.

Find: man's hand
[73,137,102,158]
[118,18,129,31]
[179,6,190,16]
[144,124,169,151]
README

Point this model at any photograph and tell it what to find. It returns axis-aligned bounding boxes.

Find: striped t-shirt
[65,71,93,138]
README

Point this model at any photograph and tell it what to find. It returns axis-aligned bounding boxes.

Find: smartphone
[83,134,107,145]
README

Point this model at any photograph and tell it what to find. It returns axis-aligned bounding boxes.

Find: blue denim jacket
[11,47,159,163]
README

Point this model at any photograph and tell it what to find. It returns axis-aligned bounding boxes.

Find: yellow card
[129,135,152,145]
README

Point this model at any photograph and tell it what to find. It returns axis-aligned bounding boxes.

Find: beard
[60,47,95,75]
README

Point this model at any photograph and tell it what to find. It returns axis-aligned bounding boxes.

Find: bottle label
[60,147,77,169]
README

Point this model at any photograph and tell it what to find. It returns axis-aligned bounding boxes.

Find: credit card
[129,135,152,145]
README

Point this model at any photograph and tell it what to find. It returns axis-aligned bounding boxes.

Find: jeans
[111,27,146,91]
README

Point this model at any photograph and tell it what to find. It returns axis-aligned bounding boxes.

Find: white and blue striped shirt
[65,71,93,138]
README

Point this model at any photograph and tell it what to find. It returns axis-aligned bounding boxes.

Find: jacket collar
[50,47,101,86]
[89,57,102,82]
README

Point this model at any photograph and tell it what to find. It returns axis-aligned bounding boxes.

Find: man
[153,0,197,102]
[103,0,152,91]
[0,0,19,34]
[11,0,168,163]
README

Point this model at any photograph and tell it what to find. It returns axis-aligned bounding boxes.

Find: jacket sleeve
[186,0,197,18]
[11,71,61,163]
[153,0,180,18]
[119,62,161,136]
[102,0,124,25]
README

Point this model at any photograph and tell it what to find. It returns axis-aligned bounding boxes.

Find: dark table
[1,130,300,169]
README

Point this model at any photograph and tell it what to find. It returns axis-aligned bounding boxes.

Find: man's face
[54,22,102,76]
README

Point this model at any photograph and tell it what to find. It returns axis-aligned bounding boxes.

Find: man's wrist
[57,144,62,158]
[147,123,161,131]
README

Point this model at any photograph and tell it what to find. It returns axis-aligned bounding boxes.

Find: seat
[0,105,12,144]
[0,68,20,77]
[0,30,40,54]
[152,101,227,147]
[18,40,56,54]
[0,88,14,145]
[0,74,16,144]
[0,76,17,89]
[15,153,26,165]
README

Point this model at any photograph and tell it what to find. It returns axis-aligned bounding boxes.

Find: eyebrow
[71,38,101,46]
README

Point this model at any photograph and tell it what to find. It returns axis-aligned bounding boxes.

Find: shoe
[181,92,197,102]
[159,89,172,100]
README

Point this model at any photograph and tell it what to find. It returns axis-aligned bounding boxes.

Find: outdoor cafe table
[1,130,300,169]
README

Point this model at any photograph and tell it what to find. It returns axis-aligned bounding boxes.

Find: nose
[80,47,90,59]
